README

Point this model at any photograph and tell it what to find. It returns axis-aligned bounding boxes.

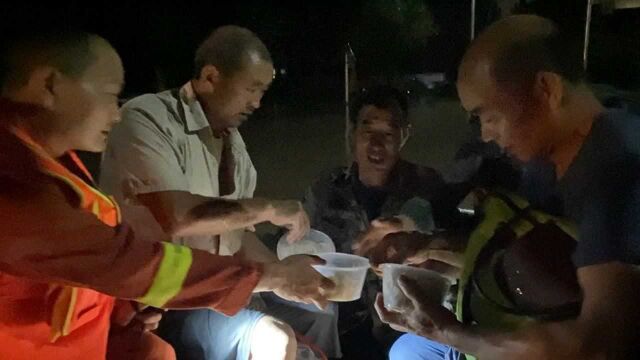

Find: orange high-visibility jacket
[0,128,120,358]
[0,107,262,359]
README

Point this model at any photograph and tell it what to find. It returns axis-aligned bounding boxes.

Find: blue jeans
[158,308,265,360]
[389,333,462,360]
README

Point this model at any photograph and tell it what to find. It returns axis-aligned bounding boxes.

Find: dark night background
[1,1,639,199]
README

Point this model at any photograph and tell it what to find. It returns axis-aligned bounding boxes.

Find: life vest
[0,127,120,359]
[456,191,580,360]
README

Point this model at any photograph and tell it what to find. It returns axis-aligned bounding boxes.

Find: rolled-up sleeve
[0,179,261,316]
[100,105,190,198]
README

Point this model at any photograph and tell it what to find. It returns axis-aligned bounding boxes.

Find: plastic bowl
[277,229,336,260]
[381,263,451,311]
[312,252,370,302]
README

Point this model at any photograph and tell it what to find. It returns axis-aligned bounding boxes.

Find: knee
[389,336,410,360]
[390,333,455,360]
[251,316,297,360]
[389,334,432,360]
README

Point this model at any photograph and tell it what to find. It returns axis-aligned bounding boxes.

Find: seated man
[100,26,333,360]
[302,85,457,359]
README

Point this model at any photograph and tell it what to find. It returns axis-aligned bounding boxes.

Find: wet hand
[267,200,310,243]
[406,249,464,281]
[130,304,165,332]
[264,255,335,310]
[352,216,416,256]
[375,276,461,344]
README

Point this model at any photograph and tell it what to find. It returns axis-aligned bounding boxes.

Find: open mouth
[367,153,385,165]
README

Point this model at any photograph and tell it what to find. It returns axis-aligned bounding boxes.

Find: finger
[356,236,382,256]
[247,225,256,232]
[301,213,310,235]
[421,261,462,281]
[372,265,384,277]
[353,225,388,254]
[305,255,327,266]
[405,248,432,265]
[424,250,464,268]
[286,226,302,244]
[289,227,306,244]
[374,293,404,325]
[134,302,148,312]
[405,249,463,268]
[388,323,411,333]
[310,291,330,310]
[143,322,160,332]
[319,276,336,291]
[352,232,374,253]
[139,312,163,324]
[439,265,462,281]
[398,276,425,305]
[375,216,404,229]
[311,297,329,310]
[289,213,310,244]
[399,277,459,329]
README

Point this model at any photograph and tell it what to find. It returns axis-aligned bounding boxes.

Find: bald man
[376,15,640,359]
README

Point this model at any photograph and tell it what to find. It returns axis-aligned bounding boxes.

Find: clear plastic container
[381,263,451,311]
[312,253,370,302]
[277,229,336,260]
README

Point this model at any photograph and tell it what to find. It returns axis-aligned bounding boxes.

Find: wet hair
[194,25,272,78]
[491,19,585,93]
[0,30,98,91]
[349,85,409,129]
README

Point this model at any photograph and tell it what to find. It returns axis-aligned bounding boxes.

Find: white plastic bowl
[277,229,336,260]
[312,252,370,302]
[381,263,451,311]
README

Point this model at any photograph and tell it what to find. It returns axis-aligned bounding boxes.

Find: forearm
[430,227,471,253]
[0,189,263,316]
[444,320,595,360]
[137,191,275,237]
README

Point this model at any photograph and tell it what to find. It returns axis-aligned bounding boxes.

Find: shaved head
[459,15,584,95]
[194,25,272,78]
[0,32,116,93]
[457,15,591,162]
[0,30,124,155]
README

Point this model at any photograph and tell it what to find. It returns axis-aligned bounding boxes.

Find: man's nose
[369,133,386,147]
[112,106,122,124]
[250,96,261,110]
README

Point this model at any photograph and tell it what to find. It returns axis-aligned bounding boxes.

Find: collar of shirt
[179,81,211,132]
[178,81,248,151]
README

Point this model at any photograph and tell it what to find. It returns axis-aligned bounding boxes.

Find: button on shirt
[100,82,257,255]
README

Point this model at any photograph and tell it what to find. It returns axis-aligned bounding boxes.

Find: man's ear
[535,71,565,113]
[10,66,58,109]
[198,64,221,92]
